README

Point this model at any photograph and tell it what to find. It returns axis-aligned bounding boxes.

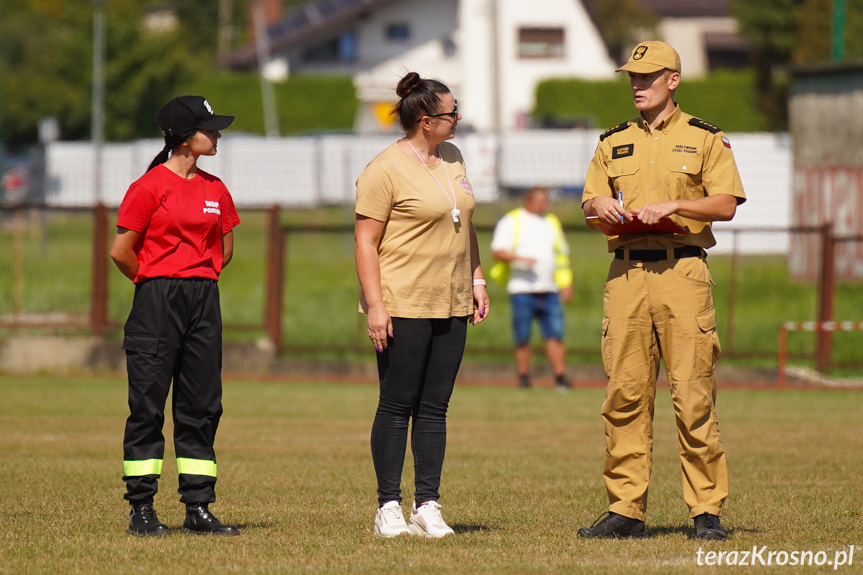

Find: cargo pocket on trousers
[122,334,161,383]
[600,315,611,375]
[695,307,721,377]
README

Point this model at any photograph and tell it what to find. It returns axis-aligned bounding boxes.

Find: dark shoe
[554,375,571,391]
[128,502,170,537]
[519,374,531,389]
[694,513,727,540]
[577,511,648,539]
[182,503,240,536]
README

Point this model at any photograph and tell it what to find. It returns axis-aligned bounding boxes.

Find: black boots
[694,512,727,540]
[577,511,648,539]
[577,511,727,540]
[128,502,170,537]
[183,503,240,536]
[127,502,239,536]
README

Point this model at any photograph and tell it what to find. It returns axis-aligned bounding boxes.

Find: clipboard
[586,216,688,236]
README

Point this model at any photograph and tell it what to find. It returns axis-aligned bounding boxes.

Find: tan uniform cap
[615,41,681,74]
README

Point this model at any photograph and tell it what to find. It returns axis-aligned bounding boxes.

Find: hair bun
[396,72,423,98]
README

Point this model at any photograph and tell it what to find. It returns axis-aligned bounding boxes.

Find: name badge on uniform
[612,144,634,159]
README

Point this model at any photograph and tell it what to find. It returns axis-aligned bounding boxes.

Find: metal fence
[5,204,858,376]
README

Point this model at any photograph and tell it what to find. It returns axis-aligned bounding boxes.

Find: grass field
[1,376,861,574]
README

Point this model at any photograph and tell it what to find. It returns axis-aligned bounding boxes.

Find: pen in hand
[619,192,624,223]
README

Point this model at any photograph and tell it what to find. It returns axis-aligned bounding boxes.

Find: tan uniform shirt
[356,141,476,318]
[582,106,746,251]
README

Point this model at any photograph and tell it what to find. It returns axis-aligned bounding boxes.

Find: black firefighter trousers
[121,277,224,505]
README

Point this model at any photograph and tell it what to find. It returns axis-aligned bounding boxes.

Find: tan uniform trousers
[600,253,728,521]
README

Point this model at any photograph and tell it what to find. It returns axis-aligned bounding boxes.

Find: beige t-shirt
[356,141,476,318]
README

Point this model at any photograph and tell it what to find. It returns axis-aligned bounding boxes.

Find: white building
[222,0,617,133]
[639,0,750,77]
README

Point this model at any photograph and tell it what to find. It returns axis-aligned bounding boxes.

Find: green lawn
[1,376,861,574]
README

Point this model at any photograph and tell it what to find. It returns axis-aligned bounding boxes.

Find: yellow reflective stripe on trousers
[123,459,163,476]
[176,458,217,477]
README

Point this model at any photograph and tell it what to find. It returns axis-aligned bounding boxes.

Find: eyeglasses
[418,102,459,122]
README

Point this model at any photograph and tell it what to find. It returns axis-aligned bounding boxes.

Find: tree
[101,5,196,141]
[730,0,805,130]
[2,0,93,145]
[732,0,863,130]
[1,0,201,145]
[795,0,863,63]
[582,0,659,64]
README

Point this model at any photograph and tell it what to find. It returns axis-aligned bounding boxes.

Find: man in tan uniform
[578,41,745,540]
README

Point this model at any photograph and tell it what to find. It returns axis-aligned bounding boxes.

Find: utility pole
[91,0,109,334]
[490,0,502,135]
[253,0,280,138]
[218,0,233,56]
[92,0,106,203]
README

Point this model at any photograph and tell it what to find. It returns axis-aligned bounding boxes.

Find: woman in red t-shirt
[110,96,241,537]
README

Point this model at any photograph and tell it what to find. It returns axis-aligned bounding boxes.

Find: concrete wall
[788,64,863,279]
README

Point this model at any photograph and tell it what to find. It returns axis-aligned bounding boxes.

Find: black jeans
[371,316,468,505]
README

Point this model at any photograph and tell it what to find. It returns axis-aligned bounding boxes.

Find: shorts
[510,292,564,345]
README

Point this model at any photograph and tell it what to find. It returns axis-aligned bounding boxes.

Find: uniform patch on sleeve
[721,136,731,148]
[599,121,630,142]
[611,144,634,158]
[688,117,722,133]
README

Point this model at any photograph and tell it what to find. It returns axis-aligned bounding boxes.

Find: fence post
[90,203,110,334]
[778,323,788,389]
[264,204,284,352]
[815,223,835,372]
[724,229,739,356]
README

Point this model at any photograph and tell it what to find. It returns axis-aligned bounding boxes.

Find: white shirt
[491,208,567,294]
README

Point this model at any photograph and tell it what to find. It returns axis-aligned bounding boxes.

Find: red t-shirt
[117,164,241,283]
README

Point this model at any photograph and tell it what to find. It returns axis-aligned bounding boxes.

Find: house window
[338,31,357,61]
[386,23,410,41]
[303,31,356,62]
[517,27,565,58]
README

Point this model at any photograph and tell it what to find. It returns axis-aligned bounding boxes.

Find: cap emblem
[633,45,647,60]
[203,99,215,115]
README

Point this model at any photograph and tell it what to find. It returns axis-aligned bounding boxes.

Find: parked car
[1,156,32,206]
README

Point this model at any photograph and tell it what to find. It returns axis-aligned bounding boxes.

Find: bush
[534,68,766,132]
[184,73,358,136]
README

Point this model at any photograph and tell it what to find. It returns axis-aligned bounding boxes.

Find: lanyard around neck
[406,140,461,223]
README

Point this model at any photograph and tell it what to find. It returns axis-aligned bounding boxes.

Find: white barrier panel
[44,131,792,255]
[497,129,600,190]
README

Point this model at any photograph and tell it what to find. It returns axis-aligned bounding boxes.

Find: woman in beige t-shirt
[355,72,490,538]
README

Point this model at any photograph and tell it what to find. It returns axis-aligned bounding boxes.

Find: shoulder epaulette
[599,121,631,141]
[688,117,722,134]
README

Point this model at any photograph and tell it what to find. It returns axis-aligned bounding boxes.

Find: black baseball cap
[157,95,234,136]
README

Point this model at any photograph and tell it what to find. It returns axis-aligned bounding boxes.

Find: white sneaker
[409,501,454,538]
[374,501,410,538]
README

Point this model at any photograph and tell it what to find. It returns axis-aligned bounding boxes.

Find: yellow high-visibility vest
[489,208,572,289]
